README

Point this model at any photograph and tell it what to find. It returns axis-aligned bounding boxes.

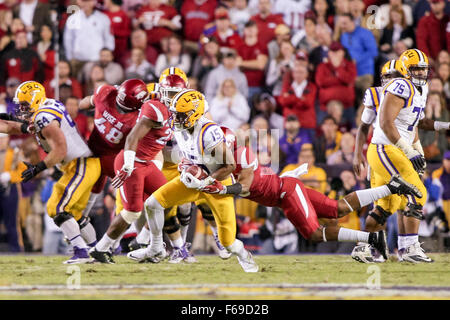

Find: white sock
[145,196,165,252]
[398,234,405,250]
[337,227,370,243]
[180,225,188,243]
[82,192,100,217]
[136,226,151,245]
[59,218,87,249]
[80,222,97,247]
[356,186,391,207]
[171,236,184,249]
[96,233,115,252]
[403,234,418,248]
[226,239,247,259]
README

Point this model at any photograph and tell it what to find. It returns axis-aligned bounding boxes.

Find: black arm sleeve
[225,183,243,195]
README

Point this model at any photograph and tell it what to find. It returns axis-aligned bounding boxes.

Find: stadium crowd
[0,0,449,255]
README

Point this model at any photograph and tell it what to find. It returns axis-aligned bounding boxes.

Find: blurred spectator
[104,0,132,63]
[120,28,158,67]
[64,0,115,77]
[313,0,334,31]
[349,0,380,43]
[208,6,243,50]
[0,30,43,92]
[291,11,319,53]
[267,23,291,60]
[332,0,350,41]
[135,0,181,49]
[192,36,220,90]
[416,0,449,62]
[229,0,251,36]
[339,13,378,107]
[252,92,284,131]
[279,61,317,130]
[13,0,52,44]
[314,115,342,164]
[204,48,248,101]
[315,41,356,124]
[44,60,83,99]
[327,131,355,165]
[326,99,353,132]
[250,0,285,48]
[154,34,191,76]
[249,115,278,172]
[84,63,106,95]
[266,39,295,97]
[209,78,250,129]
[308,23,333,75]
[379,6,415,60]
[419,91,449,162]
[65,96,90,140]
[80,48,125,86]
[279,114,313,166]
[236,20,268,105]
[35,24,55,82]
[0,134,26,252]
[274,0,311,33]
[432,151,450,226]
[180,0,217,52]
[125,47,155,82]
[437,62,450,100]
[0,77,20,115]
[281,147,328,194]
[375,0,414,29]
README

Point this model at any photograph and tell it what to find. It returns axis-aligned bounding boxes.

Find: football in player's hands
[184,165,209,180]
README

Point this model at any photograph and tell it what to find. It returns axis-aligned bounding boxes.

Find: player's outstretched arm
[353,121,371,177]
[79,95,94,110]
[418,118,450,131]
[210,141,236,182]
[0,119,28,135]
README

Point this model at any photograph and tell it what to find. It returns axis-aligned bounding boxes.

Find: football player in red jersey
[89,94,172,263]
[199,130,424,259]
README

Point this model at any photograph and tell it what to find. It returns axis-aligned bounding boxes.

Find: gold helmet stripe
[389,60,395,71]
[413,49,425,64]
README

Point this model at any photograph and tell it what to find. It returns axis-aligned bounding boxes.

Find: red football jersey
[88,85,139,157]
[135,99,172,161]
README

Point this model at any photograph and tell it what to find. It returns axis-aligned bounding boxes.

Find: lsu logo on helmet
[13,81,46,120]
[399,49,430,86]
[169,89,205,131]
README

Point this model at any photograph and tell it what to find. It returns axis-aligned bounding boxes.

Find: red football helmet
[159,74,187,107]
[116,79,148,111]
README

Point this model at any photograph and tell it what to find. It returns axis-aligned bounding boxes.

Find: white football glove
[180,170,215,189]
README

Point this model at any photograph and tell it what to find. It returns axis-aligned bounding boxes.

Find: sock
[136,226,151,245]
[82,192,100,217]
[337,227,370,243]
[180,225,188,243]
[356,186,391,207]
[170,236,184,249]
[403,234,418,248]
[80,222,97,247]
[226,239,247,259]
[59,218,87,249]
[145,197,165,252]
[96,234,115,252]
[398,234,406,251]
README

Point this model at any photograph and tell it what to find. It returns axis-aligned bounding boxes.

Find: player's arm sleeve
[200,124,225,155]
[140,102,166,125]
[361,107,376,125]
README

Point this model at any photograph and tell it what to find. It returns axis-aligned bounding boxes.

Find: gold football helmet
[13,81,46,120]
[158,67,188,85]
[399,49,430,86]
[380,59,407,86]
[146,82,160,100]
[169,89,205,131]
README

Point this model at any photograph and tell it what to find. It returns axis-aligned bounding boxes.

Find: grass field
[0,253,449,300]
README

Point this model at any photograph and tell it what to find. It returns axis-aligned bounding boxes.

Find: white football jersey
[372,78,428,146]
[32,99,92,164]
[173,116,226,174]
[361,86,383,127]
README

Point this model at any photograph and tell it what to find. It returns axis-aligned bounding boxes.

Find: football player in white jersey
[129,89,258,272]
[0,81,101,264]
[365,49,440,263]
[352,59,450,263]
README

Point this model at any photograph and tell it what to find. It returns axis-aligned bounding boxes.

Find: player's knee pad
[370,206,391,226]
[404,203,424,220]
[53,211,73,227]
[198,204,214,222]
[77,216,90,229]
[120,209,141,224]
[177,204,192,227]
[163,216,180,234]
[145,195,164,211]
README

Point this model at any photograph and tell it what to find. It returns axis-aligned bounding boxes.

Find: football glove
[200,179,226,194]
[180,170,214,189]
[21,161,47,182]
[177,158,194,173]
[111,165,134,189]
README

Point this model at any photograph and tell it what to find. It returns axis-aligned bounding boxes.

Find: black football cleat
[89,247,115,264]
[387,174,422,198]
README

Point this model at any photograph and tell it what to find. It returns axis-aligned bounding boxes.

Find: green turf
[0,253,449,288]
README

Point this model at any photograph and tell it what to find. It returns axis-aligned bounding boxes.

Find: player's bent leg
[77,216,97,248]
[226,239,258,273]
[177,203,192,242]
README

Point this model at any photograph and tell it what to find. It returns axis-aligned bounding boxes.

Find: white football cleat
[237,251,259,273]
[127,246,167,263]
[402,242,434,263]
[351,244,375,263]
[213,233,232,260]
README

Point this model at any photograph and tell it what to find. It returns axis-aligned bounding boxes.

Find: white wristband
[434,121,450,131]
[412,140,424,156]
[123,150,136,168]
[395,137,416,158]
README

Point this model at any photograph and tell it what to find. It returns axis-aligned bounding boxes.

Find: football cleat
[351,244,375,263]
[397,248,405,262]
[387,174,422,198]
[402,242,434,263]
[368,230,389,260]
[89,247,115,264]
[237,251,259,273]
[128,238,148,252]
[168,243,196,264]
[63,247,92,264]
[183,242,197,263]
[127,246,167,263]
[213,233,232,260]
